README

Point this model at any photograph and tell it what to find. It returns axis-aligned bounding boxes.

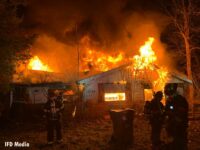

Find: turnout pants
[47,120,62,142]
[150,122,162,148]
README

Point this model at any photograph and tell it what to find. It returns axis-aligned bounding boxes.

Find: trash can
[109,108,134,145]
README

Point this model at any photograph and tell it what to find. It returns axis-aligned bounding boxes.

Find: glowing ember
[28,56,52,72]
[63,90,74,95]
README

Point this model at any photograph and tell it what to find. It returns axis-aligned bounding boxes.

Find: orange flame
[132,37,168,91]
[81,49,124,72]
[28,56,52,72]
[133,37,156,70]
[80,37,168,91]
[153,67,168,91]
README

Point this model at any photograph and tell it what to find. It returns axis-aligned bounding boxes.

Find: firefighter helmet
[164,83,178,96]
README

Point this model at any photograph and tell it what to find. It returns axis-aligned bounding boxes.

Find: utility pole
[76,23,82,113]
[76,24,80,82]
[71,23,80,119]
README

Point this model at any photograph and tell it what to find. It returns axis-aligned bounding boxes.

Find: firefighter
[143,100,152,120]
[164,83,189,150]
[149,91,165,150]
[43,90,64,145]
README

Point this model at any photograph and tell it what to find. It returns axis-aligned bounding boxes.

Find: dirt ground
[0,114,200,150]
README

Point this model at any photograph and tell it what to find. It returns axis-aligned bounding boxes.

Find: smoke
[21,0,172,81]
[22,0,128,45]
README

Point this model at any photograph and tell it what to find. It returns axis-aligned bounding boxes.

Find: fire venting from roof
[13,55,64,83]
[28,56,52,72]
[80,36,168,91]
[81,49,124,73]
[132,37,156,70]
[130,37,168,91]
[13,35,170,94]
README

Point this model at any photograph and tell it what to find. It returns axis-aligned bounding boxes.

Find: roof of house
[166,73,192,84]
[78,63,130,82]
[78,63,192,84]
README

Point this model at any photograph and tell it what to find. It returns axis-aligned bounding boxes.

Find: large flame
[28,56,52,72]
[81,49,124,72]
[81,37,168,92]
[17,37,168,92]
[132,37,168,91]
[81,37,157,73]
[153,67,168,91]
[133,37,156,70]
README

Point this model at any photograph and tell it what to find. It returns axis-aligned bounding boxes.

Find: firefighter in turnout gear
[164,83,189,150]
[149,91,165,150]
[43,90,64,145]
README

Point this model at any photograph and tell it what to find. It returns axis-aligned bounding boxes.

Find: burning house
[9,82,76,119]
[78,64,192,112]
[78,37,192,112]
[11,37,192,116]
[11,55,71,105]
[78,64,141,109]
[10,82,73,105]
[10,54,77,119]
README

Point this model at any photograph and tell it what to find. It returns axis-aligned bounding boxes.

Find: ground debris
[0,115,199,150]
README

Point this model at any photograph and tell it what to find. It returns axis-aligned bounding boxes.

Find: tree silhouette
[0,0,35,92]
[161,0,200,109]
